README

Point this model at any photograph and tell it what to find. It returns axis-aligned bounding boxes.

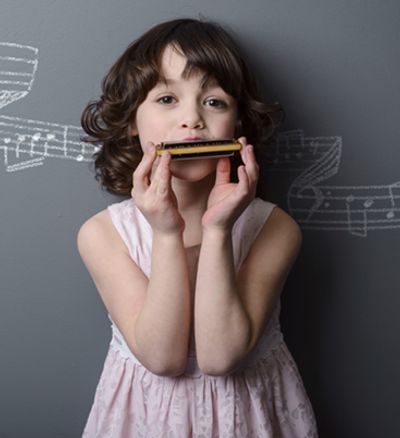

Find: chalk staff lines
[0,42,97,171]
[264,130,400,236]
[1,42,398,236]
[0,115,98,171]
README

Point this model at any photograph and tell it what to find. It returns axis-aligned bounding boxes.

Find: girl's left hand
[202,137,259,230]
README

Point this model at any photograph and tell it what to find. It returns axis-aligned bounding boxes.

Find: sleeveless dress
[82,197,318,437]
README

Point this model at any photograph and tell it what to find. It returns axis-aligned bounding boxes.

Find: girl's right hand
[131,142,185,234]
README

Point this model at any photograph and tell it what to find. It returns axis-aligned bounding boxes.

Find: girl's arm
[195,207,302,376]
[77,146,191,377]
[195,141,302,375]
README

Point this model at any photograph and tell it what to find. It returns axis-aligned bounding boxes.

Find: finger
[239,138,257,179]
[237,143,258,191]
[240,154,259,198]
[133,142,156,190]
[214,157,231,185]
[150,155,162,180]
[236,165,251,196]
[152,151,172,195]
[237,136,248,162]
[244,144,259,180]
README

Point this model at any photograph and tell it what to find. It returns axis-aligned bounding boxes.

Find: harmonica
[155,139,242,160]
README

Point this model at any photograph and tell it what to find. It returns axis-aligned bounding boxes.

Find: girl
[78,18,318,437]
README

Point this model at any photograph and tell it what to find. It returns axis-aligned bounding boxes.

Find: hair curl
[81,18,284,196]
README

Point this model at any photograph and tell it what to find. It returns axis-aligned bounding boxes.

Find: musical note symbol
[364,199,374,209]
[386,182,400,219]
[44,133,55,156]
[0,41,97,172]
[345,194,367,237]
[15,134,25,158]
[2,137,11,165]
[30,132,41,156]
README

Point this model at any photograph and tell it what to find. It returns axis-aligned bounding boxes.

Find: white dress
[82,197,318,437]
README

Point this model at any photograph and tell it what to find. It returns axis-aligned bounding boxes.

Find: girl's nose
[180,106,204,129]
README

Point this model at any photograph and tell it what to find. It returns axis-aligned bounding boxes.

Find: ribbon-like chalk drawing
[0,42,98,172]
[1,42,398,236]
[263,130,399,237]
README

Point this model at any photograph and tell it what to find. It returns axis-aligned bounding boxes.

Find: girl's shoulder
[77,198,141,257]
[247,197,298,227]
[252,199,302,253]
[78,197,130,233]
[240,197,302,251]
[78,198,147,247]
[77,205,127,256]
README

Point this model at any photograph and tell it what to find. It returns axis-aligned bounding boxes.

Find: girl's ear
[131,123,138,136]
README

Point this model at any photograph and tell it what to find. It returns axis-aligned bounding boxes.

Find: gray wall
[1,1,399,437]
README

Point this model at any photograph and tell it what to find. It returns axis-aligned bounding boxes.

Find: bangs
[172,40,243,97]
[135,20,245,98]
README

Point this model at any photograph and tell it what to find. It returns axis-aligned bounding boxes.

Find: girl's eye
[205,98,227,108]
[157,95,176,104]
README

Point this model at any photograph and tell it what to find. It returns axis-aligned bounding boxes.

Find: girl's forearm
[135,230,191,375]
[194,228,252,375]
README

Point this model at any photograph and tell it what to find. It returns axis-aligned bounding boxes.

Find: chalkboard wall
[1,1,399,437]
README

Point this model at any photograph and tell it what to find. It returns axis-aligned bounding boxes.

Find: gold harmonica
[155,139,242,160]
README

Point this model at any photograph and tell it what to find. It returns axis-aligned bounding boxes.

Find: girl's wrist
[152,228,185,245]
[201,225,232,242]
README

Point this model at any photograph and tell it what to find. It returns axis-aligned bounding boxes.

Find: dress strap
[232,198,276,271]
[107,198,152,277]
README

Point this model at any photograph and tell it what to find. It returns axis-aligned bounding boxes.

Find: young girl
[78,18,318,437]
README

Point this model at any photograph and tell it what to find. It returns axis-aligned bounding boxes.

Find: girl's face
[133,45,239,181]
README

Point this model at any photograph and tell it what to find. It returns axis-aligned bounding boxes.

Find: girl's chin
[170,158,218,181]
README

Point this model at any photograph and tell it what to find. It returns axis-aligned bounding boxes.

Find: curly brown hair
[81,18,284,196]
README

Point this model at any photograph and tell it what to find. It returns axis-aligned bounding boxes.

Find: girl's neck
[172,174,215,247]
[172,172,215,214]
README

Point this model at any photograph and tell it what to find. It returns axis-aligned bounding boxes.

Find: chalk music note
[266,130,400,236]
[15,134,25,158]
[0,41,99,172]
[364,198,374,209]
[286,181,400,237]
[0,115,98,172]
[30,132,41,156]
[386,182,400,220]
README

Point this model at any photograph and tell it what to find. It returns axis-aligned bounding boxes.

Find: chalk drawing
[263,130,400,237]
[0,115,98,171]
[1,42,398,236]
[0,42,38,109]
[0,42,97,171]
